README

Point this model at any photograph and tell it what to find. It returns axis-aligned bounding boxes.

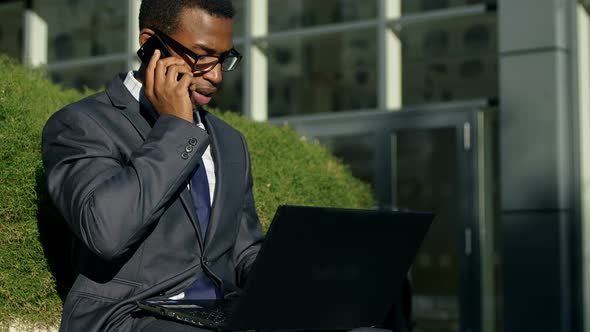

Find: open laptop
[137,205,434,331]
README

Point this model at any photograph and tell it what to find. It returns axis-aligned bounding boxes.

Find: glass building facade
[3,0,590,331]
[0,1,24,60]
[3,0,498,111]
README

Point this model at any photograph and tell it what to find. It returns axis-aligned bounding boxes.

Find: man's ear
[139,28,156,48]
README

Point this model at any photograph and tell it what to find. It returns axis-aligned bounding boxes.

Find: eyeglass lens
[194,55,239,73]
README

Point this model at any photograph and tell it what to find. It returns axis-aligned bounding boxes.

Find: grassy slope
[0,57,86,327]
[0,56,374,328]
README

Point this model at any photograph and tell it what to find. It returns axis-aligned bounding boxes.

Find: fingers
[155,58,190,91]
[154,56,176,91]
[165,63,193,87]
[146,50,190,96]
[144,54,194,122]
[177,70,193,91]
[144,49,161,99]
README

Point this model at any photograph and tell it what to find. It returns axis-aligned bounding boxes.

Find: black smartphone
[137,34,172,65]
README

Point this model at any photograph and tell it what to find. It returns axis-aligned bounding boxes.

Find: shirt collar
[122,70,203,124]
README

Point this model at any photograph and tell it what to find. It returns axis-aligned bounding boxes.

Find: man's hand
[145,49,194,123]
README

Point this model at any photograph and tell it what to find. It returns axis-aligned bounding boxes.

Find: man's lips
[191,90,212,105]
[190,87,217,105]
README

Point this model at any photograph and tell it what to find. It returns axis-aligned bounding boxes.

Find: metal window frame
[575,3,590,332]
[47,53,127,72]
[389,3,491,29]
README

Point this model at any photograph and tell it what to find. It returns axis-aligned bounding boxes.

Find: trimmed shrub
[0,56,374,328]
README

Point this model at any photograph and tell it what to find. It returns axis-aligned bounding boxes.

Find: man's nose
[203,63,223,85]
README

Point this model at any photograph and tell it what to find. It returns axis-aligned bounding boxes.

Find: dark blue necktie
[184,156,221,299]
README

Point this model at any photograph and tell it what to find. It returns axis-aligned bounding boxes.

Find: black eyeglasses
[153,28,242,73]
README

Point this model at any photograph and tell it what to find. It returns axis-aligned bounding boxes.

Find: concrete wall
[498,0,580,330]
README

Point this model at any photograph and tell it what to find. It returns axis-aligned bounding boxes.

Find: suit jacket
[41,73,264,331]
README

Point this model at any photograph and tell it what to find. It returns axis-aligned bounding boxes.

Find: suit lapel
[105,73,153,139]
[179,186,204,244]
[201,111,224,247]
[105,73,204,246]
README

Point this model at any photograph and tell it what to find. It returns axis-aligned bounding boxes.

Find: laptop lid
[226,205,434,331]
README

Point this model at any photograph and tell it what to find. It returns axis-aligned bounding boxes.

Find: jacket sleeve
[233,134,264,287]
[42,108,209,261]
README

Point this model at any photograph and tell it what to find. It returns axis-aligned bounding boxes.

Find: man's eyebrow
[194,43,230,55]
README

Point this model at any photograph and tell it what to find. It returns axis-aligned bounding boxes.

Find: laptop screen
[228,205,434,331]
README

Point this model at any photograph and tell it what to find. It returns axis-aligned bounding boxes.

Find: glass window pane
[402,0,497,14]
[400,13,498,106]
[208,66,243,114]
[316,134,375,192]
[50,61,126,91]
[393,128,461,332]
[268,0,377,32]
[233,0,245,38]
[267,28,377,117]
[34,0,127,62]
[0,1,24,60]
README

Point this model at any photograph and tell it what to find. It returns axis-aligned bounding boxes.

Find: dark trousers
[140,318,211,331]
[140,320,391,332]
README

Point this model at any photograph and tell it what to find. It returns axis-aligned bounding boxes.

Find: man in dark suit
[42,1,263,330]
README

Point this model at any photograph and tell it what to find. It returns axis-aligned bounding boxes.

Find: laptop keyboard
[181,306,228,325]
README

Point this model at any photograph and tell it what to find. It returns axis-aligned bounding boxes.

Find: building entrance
[281,103,499,332]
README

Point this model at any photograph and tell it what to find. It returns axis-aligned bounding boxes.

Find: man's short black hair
[139,0,234,34]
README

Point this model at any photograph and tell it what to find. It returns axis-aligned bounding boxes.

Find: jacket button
[203,257,209,266]
[189,138,197,146]
[181,152,189,160]
[185,145,193,153]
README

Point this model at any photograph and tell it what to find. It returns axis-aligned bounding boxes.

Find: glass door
[393,128,463,332]
[281,105,498,332]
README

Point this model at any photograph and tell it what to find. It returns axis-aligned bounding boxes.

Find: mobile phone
[137,34,172,65]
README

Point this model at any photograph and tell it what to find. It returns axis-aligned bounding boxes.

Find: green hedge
[0,56,374,328]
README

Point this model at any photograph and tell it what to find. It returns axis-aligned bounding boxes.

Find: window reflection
[268,0,377,32]
[34,0,127,62]
[50,61,126,91]
[232,0,245,37]
[316,134,375,189]
[0,1,23,60]
[394,128,461,332]
[267,28,377,117]
[400,13,498,105]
